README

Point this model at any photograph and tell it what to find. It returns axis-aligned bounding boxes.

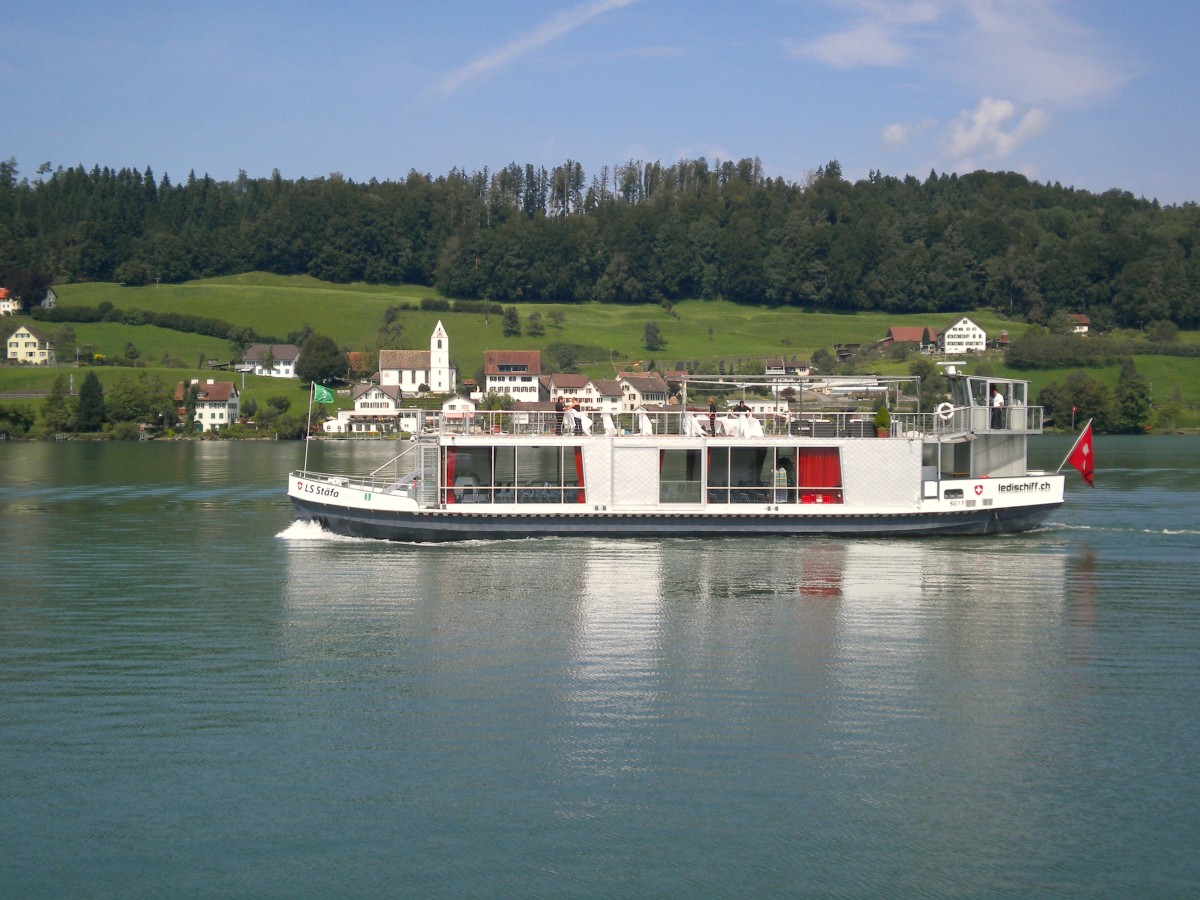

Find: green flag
[313,384,334,404]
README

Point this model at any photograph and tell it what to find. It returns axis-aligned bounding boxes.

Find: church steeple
[429,320,453,393]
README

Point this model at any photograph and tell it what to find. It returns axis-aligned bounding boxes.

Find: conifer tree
[76,370,106,432]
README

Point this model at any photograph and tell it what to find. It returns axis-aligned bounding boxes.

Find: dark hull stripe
[290,496,1062,542]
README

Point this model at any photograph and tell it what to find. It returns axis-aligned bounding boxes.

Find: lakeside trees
[3,157,1199,329]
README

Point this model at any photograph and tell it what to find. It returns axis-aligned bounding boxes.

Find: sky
[5,1,1199,204]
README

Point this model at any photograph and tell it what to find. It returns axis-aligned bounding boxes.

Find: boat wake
[276,519,363,542]
[1047,521,1200,537]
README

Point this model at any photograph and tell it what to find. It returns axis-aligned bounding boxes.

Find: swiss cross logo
[974,485,984,495]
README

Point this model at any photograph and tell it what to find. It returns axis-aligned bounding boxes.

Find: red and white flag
[1065,420,1095,487]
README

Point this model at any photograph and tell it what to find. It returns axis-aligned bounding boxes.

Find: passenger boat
[287,371,1066,542]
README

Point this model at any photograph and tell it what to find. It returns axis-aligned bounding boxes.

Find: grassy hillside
[46,274,1040,378]
[5,273,1198,422]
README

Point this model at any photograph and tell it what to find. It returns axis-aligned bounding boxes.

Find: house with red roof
[176,379,240,432]
[484,350,542,400]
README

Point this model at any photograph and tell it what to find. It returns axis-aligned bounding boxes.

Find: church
[378,321,456,395]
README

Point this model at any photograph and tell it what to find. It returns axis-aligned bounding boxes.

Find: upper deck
[398,372,1042,443]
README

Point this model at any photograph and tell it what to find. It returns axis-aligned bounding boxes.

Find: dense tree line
[3,156,1199,327]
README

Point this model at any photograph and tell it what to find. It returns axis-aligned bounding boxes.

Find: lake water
[2,436,1198,897]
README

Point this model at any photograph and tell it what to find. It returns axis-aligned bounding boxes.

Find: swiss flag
[1067,421,1095,487]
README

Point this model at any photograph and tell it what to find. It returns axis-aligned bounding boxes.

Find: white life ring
[935,402,955,421]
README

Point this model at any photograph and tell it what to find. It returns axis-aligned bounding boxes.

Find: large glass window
[706,447,804,504]
[659,449,702,503]
[443,445,584,504]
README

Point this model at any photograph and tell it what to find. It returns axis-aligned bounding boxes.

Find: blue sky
[5,1,1198,203]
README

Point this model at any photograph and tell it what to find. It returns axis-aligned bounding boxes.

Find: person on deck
[990,385,1006,429]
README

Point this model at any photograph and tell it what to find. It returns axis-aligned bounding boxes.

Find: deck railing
[418,406,1042,438]
[428,409,884,439]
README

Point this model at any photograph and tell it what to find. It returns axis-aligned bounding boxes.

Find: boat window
[444,444,585,504]
[659,449,702,503]
[796,447,844,504]
[970,379,989,408]
[706,446,801,504]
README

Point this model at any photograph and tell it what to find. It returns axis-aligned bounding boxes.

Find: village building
[379,321,455,395]
[590,379,625,414]
[1069,314,1090,334]
[879,326,936,352]
[322,384,404,435]
[483,350,542,401]
[619,373,670,408]
[6,323,56,365]
[546,372,590,403]
[764,357,812,377]
[239,343,301,378]
[442,395,477,427]
[936,316,987,355]
[0,287,56,316]
[176,379,239,433]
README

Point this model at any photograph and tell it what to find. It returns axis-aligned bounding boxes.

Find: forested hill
[2,157,1198,328]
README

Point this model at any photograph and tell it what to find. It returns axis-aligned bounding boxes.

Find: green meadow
[45,273,1041,373]
[4,273,1199,421]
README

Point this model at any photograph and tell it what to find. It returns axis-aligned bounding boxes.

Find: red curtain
[444,448,457,504]
[798,448,841,487]
[574,446,585,502]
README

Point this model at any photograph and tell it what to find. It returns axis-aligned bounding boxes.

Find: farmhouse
[240,343,301,378]
[937,316,987,354]
[6,323,56,365]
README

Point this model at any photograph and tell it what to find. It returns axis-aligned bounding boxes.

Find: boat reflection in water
[277,529,1069,707]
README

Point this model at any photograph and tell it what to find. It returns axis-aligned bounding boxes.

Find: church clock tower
[429,320,454,393]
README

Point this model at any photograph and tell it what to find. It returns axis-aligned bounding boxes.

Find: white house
[545,374,628,415]
[379,321,456,395]
[619,373,670,410]
[546,372,589,403]
[240,343,301,378]
[322,384,404,435]
[483,350,541,400]
[1069,314,1090,334]
[176,379,239,432]
[6,323,56,365]
[0,287,55,316]
[442,395,477,428]
[937,316,987,354]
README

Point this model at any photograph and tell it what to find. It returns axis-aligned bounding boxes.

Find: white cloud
[794,0,1129,106]
[883,117,936,148]
[943,97,1051,164]
[790,21,909,68]
[430,0,637,98]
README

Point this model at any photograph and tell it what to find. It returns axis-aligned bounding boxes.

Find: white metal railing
[893,405,1043,437]
[416,408,897,439]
